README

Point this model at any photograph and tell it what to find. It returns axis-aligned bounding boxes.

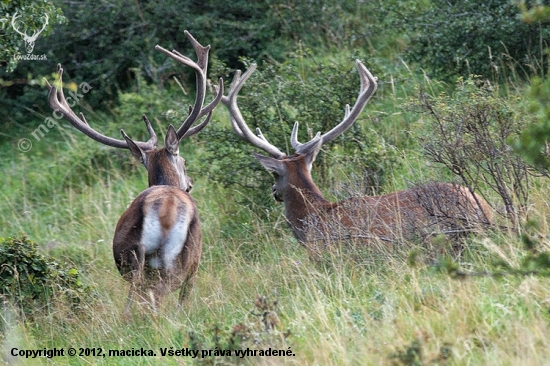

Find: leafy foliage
[380,0,550,79]
[513,75,550,171]
[188,295,290,365]
[519,1,550,24]
[1,0,376,128]
[0,234,90,317]
[389,338,452,366]
[509,2,550,175]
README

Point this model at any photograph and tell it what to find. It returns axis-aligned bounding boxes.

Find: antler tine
[256,128,269,142]
[222,64,286,159]
[182,30,210,70]
[155,30,220,140]
[195,77,224,121]
[141,114,158,146]
[290,122,301,150]
[291,122,322,151]
[45,64,156,150]
[294,60,377,154]
[318,60,377,145]
[182,78,224,138]
[182,110,213,138]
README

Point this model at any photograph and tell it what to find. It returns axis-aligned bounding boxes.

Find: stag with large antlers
[222,62,492,247]
[46,31,223,312]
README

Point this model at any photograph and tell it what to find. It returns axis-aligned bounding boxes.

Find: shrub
[0,0,66,72]
[1,0,376,129]
[188,295,291,365]
[409,77,531,226]
[0,234,90,318]
[513,75,550,171]
[381,0,550,80]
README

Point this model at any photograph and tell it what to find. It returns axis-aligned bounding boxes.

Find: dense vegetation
[2,0,550,364]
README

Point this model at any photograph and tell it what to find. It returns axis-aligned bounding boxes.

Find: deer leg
[177,223,202,306]
[178,269,198,306]
[123,282,136,315]
[150,273,172,312]
[123,247,145,314]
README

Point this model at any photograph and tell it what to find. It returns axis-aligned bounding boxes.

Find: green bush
[1,0,376,129]
[0,234,90,317]
[188,295,290,365]
[0,0,66,72]
[381,0,550,80]
[514,75,550,171]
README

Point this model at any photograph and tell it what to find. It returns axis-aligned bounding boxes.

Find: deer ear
[253,152,285,175]
[121,129,147,165]
[165,125,180,155]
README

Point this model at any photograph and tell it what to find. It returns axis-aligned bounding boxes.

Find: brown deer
[45,31,223,312]
[222,62,492,246]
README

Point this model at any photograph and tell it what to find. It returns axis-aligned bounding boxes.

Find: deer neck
[147,150,186,189]
[282,167,330,241]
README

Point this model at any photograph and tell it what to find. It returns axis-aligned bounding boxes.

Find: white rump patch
[140,201,192,270]
[161,210,191,270]
[141,212,163,254]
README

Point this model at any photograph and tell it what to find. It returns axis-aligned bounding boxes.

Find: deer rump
[296,182,493,244]
[112,186,202,298]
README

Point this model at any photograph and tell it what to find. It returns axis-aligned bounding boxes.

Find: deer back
[293,182,493,243]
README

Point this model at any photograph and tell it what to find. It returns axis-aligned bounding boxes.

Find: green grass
[3,218,550,365]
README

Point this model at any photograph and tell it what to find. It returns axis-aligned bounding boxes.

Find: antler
[221,64,286,159]
[291,60,378,154]
[223,60,377,159]
[155,30,224,140]
[45,64,157,150]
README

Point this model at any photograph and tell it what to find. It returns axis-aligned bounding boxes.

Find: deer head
[222,60,377,205]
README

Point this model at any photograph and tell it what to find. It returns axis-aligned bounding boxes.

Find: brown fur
[113,186,201,311]
[113,128,202,313]
[271,154,492,244]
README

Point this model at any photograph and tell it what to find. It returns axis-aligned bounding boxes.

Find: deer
[222,61,493,249]
[45,31,223,312]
